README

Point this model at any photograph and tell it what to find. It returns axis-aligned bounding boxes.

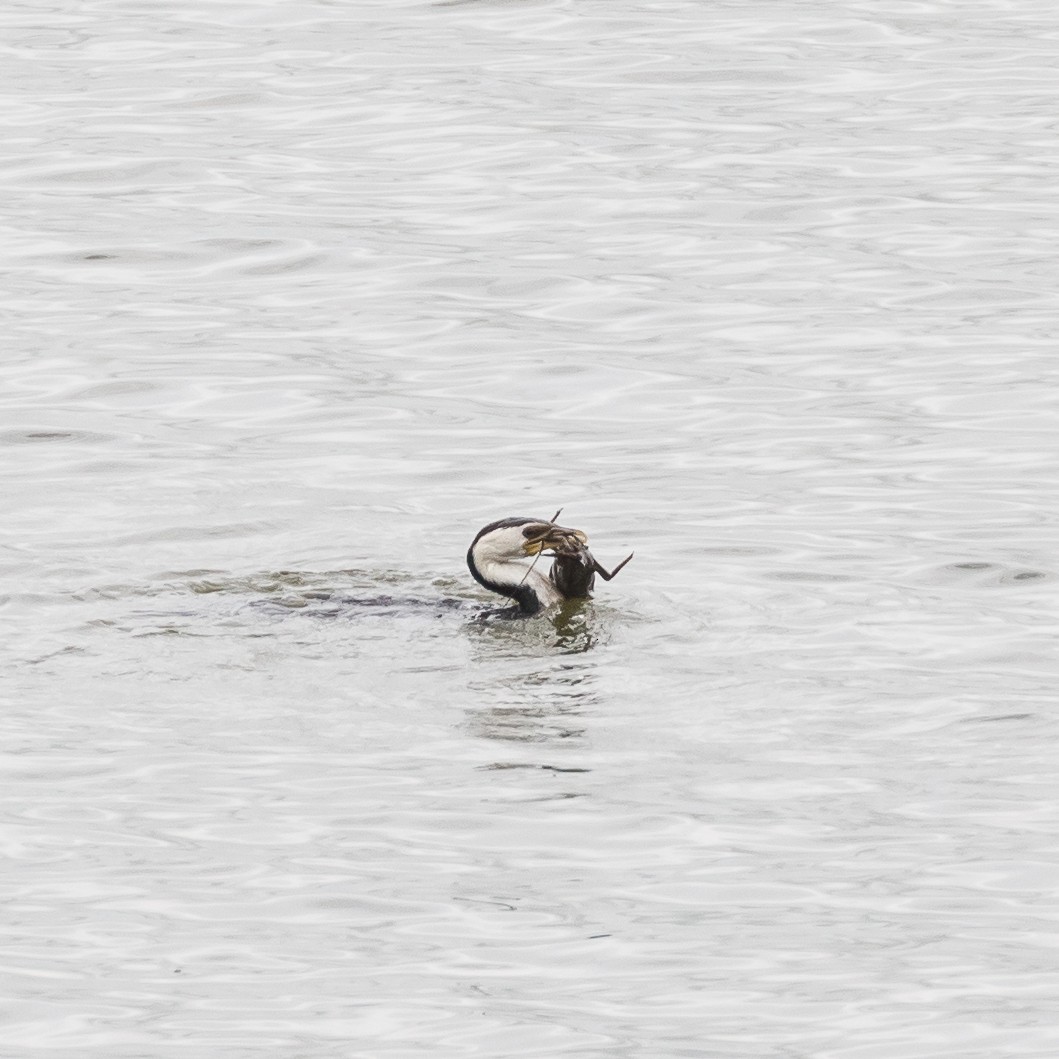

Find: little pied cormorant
[467,516,633,616]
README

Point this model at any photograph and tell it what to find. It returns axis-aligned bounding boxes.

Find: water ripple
[4,0,1059,1054]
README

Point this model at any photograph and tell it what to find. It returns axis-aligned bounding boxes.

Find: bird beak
[522,523,589,556]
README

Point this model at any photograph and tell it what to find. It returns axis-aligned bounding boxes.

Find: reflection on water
[550,601,600,654]
[466,663,597,745]
[464,601,605,744]
[5,0,1059,1054]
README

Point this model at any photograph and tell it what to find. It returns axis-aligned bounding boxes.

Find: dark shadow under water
[82,569,610,657]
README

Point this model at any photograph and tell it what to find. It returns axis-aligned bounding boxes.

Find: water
[3,0,1058,1055]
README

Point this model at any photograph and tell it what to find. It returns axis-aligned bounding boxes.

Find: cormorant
[467,516,632,616]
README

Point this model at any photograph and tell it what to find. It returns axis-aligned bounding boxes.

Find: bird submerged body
[467,514,632,616]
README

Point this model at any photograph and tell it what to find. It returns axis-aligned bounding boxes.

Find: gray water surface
[3,0,1058,1056]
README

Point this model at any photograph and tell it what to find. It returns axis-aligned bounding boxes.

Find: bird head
[470,517,587,564]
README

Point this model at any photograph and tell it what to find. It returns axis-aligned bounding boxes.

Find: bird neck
[467,553,564,615]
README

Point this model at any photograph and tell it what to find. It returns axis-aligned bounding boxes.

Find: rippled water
[4,0,1058,1055]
